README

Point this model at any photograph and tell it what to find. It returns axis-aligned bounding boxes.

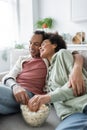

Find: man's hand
[69,65,85,96]
[13,85,29,104]
[28,94,51,112]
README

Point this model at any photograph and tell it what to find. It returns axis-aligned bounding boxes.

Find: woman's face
[40,39,56,61]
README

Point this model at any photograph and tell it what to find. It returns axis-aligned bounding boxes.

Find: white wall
[19,0,33,43]
[32,0,39,31]
[36,0,87,39]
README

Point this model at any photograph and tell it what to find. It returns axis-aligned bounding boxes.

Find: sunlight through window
[0,0,18,49]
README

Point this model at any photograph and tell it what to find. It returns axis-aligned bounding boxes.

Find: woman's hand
[69,65,85,96]
[13,85,29,104]
[28,94,51,112]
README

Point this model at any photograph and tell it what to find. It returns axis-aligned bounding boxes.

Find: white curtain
[0,0,18,49]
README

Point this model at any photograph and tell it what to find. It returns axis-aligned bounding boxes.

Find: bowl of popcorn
[20,104,50,127]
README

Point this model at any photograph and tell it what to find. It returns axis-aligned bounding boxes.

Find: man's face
[29,34,43,58]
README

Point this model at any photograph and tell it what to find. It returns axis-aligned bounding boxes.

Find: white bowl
[20,104,50,127]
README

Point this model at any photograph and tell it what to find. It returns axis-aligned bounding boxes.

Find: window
[0,0,18,49]
[0,0,33,73]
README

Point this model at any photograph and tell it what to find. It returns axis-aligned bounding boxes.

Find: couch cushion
[79,50,87,71]
[0,106,60,130]
[10,49,29,69]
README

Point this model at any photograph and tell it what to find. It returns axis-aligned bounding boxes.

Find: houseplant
[14,43,25,49]
[35,17,54,29]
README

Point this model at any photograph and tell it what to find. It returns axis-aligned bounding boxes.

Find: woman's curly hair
[45,32,67,52]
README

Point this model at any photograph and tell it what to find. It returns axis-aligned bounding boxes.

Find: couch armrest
[0,71,9,81]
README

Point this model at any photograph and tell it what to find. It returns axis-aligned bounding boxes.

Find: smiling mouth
[30,49,35,53]
[40,51,43,55]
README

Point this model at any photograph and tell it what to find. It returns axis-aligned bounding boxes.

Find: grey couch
[0,106,60,130]
[1,49,87,130]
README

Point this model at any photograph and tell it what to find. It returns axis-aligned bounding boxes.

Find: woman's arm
[69,53,85,96]
[28,81,79,112]
[28,50,86,111]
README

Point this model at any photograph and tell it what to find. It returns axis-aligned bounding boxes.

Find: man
[0,30,85,114]
[0,30,48,114]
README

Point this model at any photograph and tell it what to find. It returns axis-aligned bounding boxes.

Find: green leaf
[15,44,25,49]
[35,17,54,29]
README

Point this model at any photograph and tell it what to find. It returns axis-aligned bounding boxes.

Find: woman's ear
[53,44,57,49]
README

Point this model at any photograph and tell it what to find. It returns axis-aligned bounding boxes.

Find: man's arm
[2,56,22,85]
[2,56,29,105]
[69,53,85,96]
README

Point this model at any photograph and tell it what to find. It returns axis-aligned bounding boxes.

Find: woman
[28,33,87,130]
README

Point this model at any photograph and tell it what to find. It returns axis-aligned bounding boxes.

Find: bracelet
[11,84,17,89]
[4,77,14,84]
